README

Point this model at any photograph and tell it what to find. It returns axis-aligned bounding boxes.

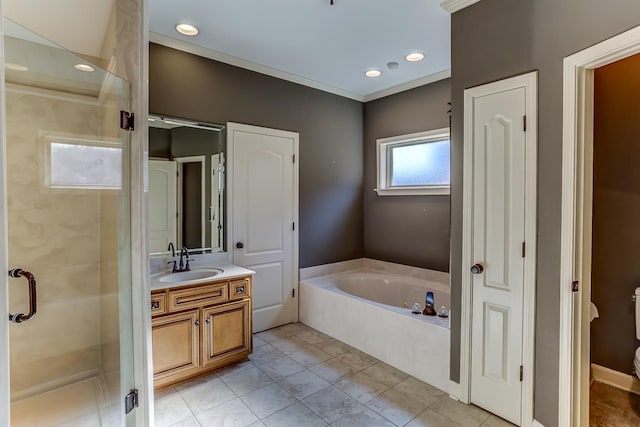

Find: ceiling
[2,0,452,102]
[149,0,451,102]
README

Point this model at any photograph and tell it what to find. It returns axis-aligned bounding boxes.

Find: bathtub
[299,267,450,393]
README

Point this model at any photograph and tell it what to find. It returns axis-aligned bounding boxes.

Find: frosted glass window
[49,142,122,189]
[390,140,450,187]
[375,128,450,196]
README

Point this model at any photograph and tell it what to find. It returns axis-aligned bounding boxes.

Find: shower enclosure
[1,18,137,426]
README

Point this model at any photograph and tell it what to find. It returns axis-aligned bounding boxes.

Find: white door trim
[559,25,640,427]
[461,71,538,427]
[226,122,299,323]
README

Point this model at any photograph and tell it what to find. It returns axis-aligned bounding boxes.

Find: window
[375,128,450,196]
[45,137,122,189]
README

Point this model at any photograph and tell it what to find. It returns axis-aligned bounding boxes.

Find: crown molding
[362,69,451,102]
[149,32,364,101]
[440,0,482,14]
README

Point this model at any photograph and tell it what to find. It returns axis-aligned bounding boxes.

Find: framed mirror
[148,115,226,256]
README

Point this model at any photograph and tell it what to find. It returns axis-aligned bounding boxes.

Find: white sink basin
[156,268,224,284]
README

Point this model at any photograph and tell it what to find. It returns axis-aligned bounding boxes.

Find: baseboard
[591,363,640,395]
[448,380,461,401]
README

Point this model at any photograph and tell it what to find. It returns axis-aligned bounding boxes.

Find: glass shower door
[3,18,135,426]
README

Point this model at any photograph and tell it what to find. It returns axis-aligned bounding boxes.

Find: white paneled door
[149,160,177,254]
[229,123,298,333]
[466,76,536,425]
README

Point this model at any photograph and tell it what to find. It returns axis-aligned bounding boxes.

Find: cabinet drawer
[150,292,166,316]
[230,278,251,300]
[168,283,228,312]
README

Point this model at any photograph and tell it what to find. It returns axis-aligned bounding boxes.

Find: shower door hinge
[572,280,580,292]
[523,115,527,132]
[292,222,295,231]
[519,366,523,382]
[292,288,295,298]
[522,242,526,258]
[124,389,138,414]
[292,154,296,164]
[120,111,135,131]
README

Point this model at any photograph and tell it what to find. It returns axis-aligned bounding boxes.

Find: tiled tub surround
[155,323,511,427]
[299,259,450,392]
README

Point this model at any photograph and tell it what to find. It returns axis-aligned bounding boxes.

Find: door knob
[236,242,244,249]
[471,264,484,274]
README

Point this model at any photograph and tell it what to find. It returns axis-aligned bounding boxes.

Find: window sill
[374,186,450,196]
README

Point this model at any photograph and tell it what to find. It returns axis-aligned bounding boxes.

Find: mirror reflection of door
[148,116,225,255]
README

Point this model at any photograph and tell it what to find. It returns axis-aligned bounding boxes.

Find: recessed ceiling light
[74,63,95,72]
[5,63,28,72]
[365,70,381,78]
[405,52,425,62]
[176,24,199,36]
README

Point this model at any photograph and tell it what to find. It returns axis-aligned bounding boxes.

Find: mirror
[148,115,226,256]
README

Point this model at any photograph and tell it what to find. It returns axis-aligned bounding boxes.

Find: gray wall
[363,79,451,271]
[149,43,364,268]
[591,53,640,375]
[450,1,640,425]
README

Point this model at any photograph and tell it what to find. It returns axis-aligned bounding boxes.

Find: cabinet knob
[151,300,160,310]
[205,318,211,325]
[194,320,200,327]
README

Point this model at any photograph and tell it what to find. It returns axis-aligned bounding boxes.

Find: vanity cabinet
[151,274,252,389]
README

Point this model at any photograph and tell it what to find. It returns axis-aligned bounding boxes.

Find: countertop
[150,264,255,291]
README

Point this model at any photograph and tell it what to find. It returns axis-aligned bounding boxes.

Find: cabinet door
[202,299,251,366]
[152,309,200,382]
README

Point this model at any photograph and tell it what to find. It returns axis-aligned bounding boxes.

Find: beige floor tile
[405,408,463,427]
[362,362,409,388]
[221,365,273,396]
[176,376,236,414]
[337,350,378,370]
[248,422,267,427]
[335,372,389,403]
[366,388,428,426]
[99,404,123,427]
[262,402,328,427]
[216,360,255,378]
[154,387,179,401]
[253,355,306,381]
[273,336,309,355]
[430,397,491,427]
[310,358,359,384]
[481,414,516,427]
[195,398,258,427]
[56,412,101,427]
[331,405,395,427]
[318,338,356,357]
[278,370,331,400]
[154,393,193,427]
[168,416,201,427]
[298,330,332,345]
[302,386,361,423]
[253,335,269,347]
[240,383,297,419]
[392,377,444,407]
[275,322,312,337]
[289,345,333,368]
[250,344,286,364]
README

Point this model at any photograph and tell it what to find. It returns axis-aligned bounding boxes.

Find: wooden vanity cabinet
[151,275,252,389]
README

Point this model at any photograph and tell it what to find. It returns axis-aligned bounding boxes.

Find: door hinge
[292,222,295,231]
[522,242,526,258]
[293,154,296,164]
[519,366,523,382]
[125,389,138,414]
[292,288,295,298]
[120,111,134,131]
[523,115,527,132]
[572,280,580,292]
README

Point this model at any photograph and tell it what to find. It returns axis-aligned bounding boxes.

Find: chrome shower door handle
[8,268,38,324]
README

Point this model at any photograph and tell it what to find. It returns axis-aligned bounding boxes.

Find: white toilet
[635,287,640,379]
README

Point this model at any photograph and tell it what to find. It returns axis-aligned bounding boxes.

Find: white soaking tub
[299,268,450,392]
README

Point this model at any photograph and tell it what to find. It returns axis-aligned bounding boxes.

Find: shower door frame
[0,3,153,426]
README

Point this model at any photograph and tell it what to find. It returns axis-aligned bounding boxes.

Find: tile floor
[590,381,640,426]
[155,323,514,427]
